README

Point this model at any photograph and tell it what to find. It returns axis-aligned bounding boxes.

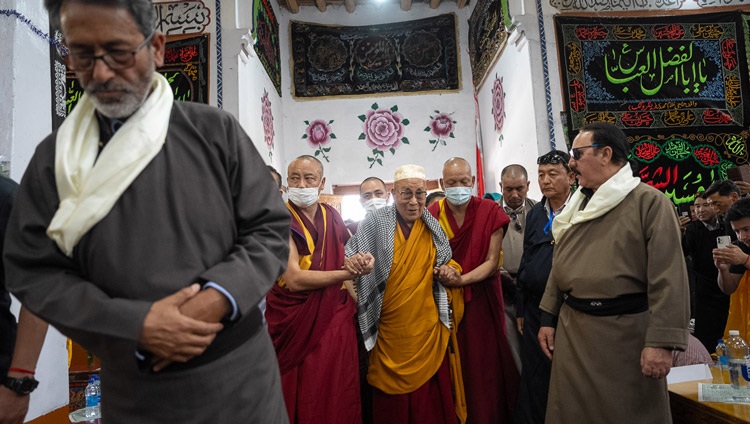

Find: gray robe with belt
[540,183,689,424]
[5,101,290,423]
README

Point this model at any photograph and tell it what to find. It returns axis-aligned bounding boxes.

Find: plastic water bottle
[717,339,729,383]
[726,330,750,401]
[92,374,101,406]
[84,378,98,416]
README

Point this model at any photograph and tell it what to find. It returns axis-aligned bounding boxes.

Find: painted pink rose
[305,119,332,147]
[261,90,274,148]
[429,113,454,138]
[492,76,505,133]
[364,109,404,151]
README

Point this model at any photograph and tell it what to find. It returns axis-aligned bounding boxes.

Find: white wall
[477,34,543,201]
[1,0,71,420]
[274,3,477,187]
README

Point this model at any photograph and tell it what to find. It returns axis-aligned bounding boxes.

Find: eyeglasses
[569,144,600,160]
[63,32,155,72]
[537,153,571,171]
[509,211,522,232]
[398,190,427,201]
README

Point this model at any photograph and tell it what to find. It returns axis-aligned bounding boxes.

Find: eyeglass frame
[537,153,572,172]
[62,31,156,72]
[569,144,601,160]
[396,190,428,201]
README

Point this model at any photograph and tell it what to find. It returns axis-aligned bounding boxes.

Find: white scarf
[47,72,173,256]
[552,163,640,241]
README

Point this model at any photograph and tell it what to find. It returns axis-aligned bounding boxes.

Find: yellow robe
[367,219,466,421]
[724,272,750,340]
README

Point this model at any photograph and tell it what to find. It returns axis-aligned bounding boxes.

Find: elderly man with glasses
[515,150,575,424]
[537,122,689,423]
[345,164,466,424]
[5,1,290,423]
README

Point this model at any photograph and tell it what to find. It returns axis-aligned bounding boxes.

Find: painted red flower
[363,108,405,151]
[261,90,274,150]
[358,103,410,168]
[305,119,333,147]
[429,113,455,138]
[492,75,506,134]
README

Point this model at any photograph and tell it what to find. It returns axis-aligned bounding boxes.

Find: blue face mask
[445,186,472,206]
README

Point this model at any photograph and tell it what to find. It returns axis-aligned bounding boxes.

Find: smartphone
[717,235,732,249]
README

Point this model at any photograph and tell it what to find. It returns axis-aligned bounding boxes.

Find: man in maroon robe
[428,157,519,423]
[265,155,367,424]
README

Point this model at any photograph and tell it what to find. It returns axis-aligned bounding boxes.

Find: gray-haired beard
[85,68,154,119]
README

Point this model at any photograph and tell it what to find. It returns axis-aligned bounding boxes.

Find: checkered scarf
[346,205,453,351]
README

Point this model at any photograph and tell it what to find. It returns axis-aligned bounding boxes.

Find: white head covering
[394,164,426,181]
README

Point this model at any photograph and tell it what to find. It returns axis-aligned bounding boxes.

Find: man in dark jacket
[515,150,574,424]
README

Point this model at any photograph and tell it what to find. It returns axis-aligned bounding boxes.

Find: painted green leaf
[449,133,455,138]
[358,115,366,122]
[330,134,337,139]
[304,120,310,125]
[302,134,308,139]
[314,150,320,156]
[391,105,399,112]
[328,120,334,124]
[402,118,410,125]
[323,147,331,152]
[441,139,447,146]
[390,148,396,154]
[359,133,366,140]
[402,137,410,144]
[372,103,379,110]
[424,126,431,132]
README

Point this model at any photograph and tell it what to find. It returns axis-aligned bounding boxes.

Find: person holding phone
[714,198,750,340]
[683,192,730,352]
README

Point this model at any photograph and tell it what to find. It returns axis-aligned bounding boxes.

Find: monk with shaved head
[429,157,520,422]
[265,155,365,424]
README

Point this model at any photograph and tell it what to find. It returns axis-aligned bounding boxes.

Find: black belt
[138,305,263,374]
[564,292,648,317]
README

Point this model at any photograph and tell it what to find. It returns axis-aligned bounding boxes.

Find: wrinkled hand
[0,386,29,424]
[713,245,747,266]
[641,347,672,379]
[139,284,224,365]
[344,253,375,276]
[434,265,462,287]
[538,326,555,360]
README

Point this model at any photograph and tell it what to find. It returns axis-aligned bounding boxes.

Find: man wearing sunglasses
[5,1,290,423]
[515,150,574,424]
[537,122,689,423]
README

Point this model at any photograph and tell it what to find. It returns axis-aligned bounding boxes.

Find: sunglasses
[537,153,571,171]
[509,211,522,232]
[569,144,600,160]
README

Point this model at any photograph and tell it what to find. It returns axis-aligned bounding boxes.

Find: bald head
[441,157,475,196]
[287,155,325,191]
[443,157,473,176]
[500,164,528,180]
[289,155,324,178]
[500,164,530,209]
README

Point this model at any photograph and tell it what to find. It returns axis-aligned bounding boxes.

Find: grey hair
[46,0,155,37]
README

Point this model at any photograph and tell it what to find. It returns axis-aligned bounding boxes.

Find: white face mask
[363,198,388,213]
[445,186,472,206]
[288,187,320,208]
